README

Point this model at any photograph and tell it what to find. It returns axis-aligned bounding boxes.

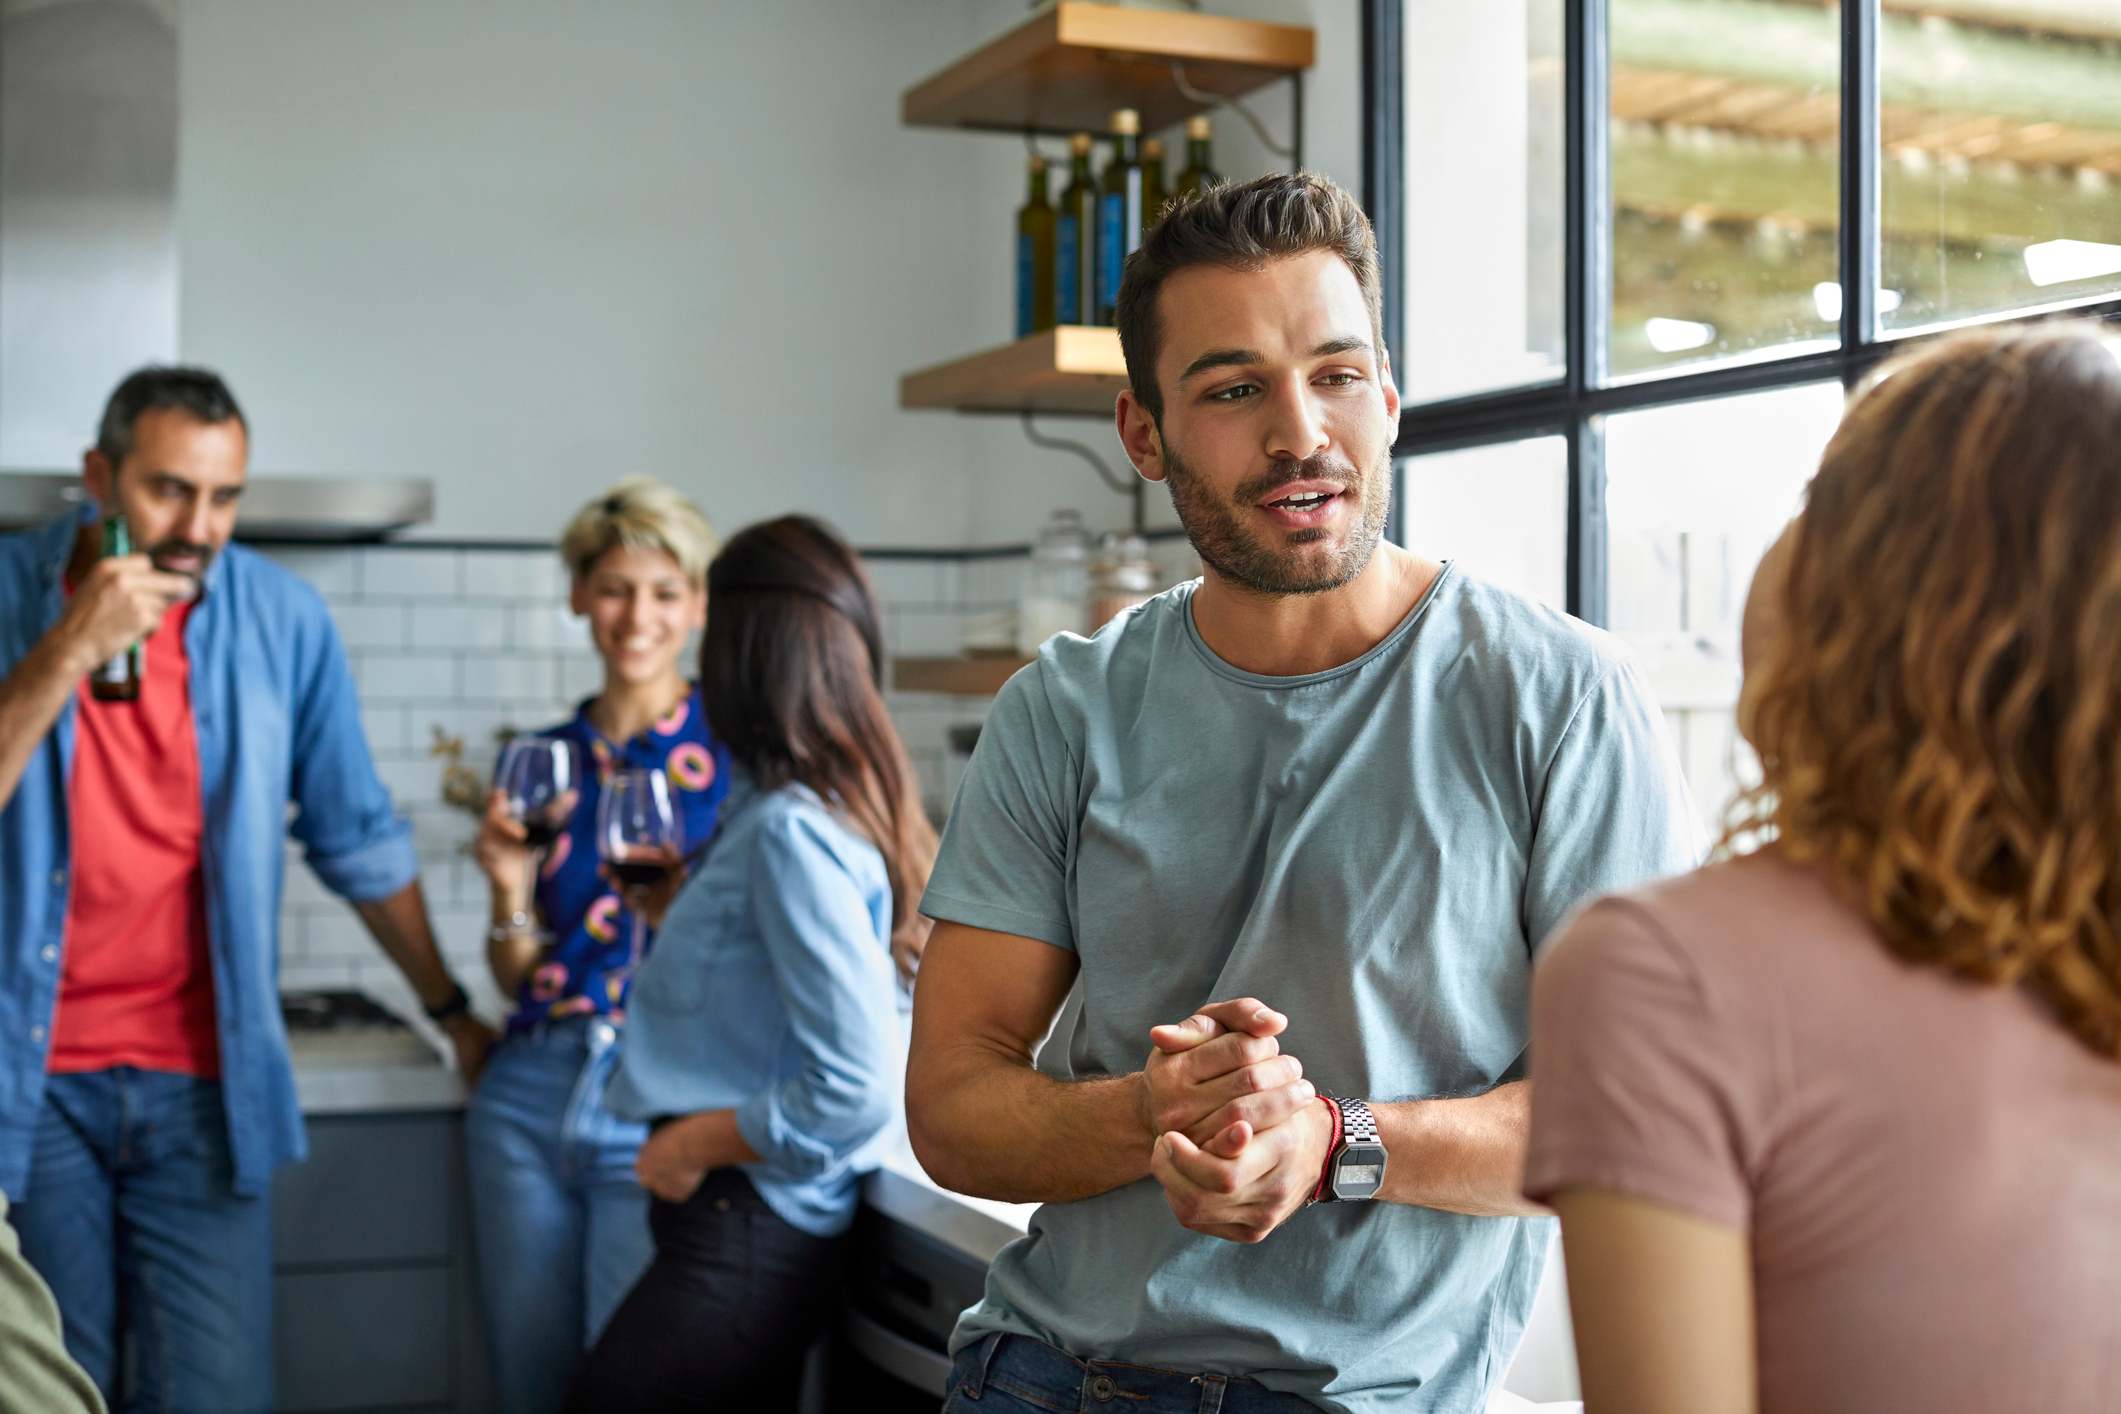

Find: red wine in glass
[598,768,682,965]
[495,737,582,924]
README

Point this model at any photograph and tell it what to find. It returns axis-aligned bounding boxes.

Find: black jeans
[566,1168,844,1412]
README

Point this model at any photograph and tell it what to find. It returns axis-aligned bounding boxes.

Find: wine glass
[597,767,683,966]
[494,737,582,919]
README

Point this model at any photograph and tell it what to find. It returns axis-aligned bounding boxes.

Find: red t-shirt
[51,595,220,1077]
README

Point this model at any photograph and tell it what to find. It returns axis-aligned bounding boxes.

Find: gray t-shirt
[921,564,1701,1413]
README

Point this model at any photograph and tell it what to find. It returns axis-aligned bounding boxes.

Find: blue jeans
[466,1016,652,1414]
[7,1068,273,1413]
[944,1333,1323,1413]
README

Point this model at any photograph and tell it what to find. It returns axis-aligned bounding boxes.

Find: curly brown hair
[1730,323,2121,1060]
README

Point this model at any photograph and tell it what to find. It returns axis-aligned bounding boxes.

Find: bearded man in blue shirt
[0,366,494,1412]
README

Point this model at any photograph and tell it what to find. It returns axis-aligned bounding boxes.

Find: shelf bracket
[1019,411,1147,532]
[1169,62,1301,167]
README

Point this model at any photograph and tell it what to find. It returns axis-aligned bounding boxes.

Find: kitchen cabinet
[271,1111,489,1413]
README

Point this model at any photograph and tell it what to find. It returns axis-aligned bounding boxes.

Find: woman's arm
[474,788,543,999]
[1552,1188,1757,1414]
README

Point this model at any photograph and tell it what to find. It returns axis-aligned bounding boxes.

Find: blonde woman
[463,478,732,1413]
[1525,325,2121,1413]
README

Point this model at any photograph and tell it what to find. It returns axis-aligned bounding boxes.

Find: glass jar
[1089,531,1157,629]
[1017,508,1091,653]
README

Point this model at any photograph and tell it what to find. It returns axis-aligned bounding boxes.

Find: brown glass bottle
[1174,115,1221,203]
[89,514,141,701]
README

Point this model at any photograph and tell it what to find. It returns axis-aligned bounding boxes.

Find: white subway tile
[557,653,603,702]
[305,911,376,964]
[466,549,566,602]
[329,603,409,652]
[510,603,581,651]
[409,604,511,652]
[886,609,966,658]
[262,547,360,597]
[279,962,359,992]
[356,652,461,704]
[455,652,555,704]
[359,547,463,599]
[359,704,410,755]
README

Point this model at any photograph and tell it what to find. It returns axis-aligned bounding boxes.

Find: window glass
[1604,381,1844,832]
[1401,0,1566,402]
[1610,0,1842,377]
[1879,3,2121,331]
[1400,437,1568,609]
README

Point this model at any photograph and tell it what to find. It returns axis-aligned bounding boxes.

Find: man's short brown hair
[1115,172,1384,424]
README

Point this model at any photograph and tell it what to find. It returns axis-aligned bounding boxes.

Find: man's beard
[1161,438,1391,597]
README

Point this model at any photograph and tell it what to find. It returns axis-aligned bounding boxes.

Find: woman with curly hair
[1523,324,2121,1414]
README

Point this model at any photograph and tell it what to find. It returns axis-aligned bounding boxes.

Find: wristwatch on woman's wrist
[1315,1097,1388,1203]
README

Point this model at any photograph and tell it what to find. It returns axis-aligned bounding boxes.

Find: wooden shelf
[903,2,1313,136]
[892,655,1033,696]
[900,326,1128,415]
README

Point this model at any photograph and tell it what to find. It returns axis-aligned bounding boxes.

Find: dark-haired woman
[1524,324,2121,1413]
[566,515,937,1411]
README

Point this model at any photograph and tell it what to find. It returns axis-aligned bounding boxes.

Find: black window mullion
[1565,0,1611,621]
[1362,0,1408,545]
[1840,0,1880,351]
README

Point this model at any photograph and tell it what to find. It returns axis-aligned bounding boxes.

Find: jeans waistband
[956,1332,1322,1413]
[507,1011,621,1051]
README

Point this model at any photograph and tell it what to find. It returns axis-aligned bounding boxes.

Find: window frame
[1367,0,2121,625]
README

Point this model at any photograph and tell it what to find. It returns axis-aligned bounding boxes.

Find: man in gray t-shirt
[907,174,1698,1414]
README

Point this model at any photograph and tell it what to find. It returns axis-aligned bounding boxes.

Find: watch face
[1331,1142,1388,1201]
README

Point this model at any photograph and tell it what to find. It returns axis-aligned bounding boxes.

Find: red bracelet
[1309,1095,1343,1205]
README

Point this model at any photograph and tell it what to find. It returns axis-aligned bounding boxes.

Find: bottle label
[1016,232,1034,338]
[1097,193,1125,317]
[1056,215,1080,325]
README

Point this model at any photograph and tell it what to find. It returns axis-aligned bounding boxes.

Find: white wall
[173,1,1011,544]
[0,0,179,468]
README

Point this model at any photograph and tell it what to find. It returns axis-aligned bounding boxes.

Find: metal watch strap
[1337,1098,1381,1147]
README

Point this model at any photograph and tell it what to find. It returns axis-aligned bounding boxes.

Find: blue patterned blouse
[501,685,731,1034]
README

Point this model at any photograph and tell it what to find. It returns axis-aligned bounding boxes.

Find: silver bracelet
[487,910,535,944]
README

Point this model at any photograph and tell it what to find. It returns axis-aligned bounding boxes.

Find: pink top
[1525,852,2121,1414]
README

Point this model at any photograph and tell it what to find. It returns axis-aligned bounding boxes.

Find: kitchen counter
[287,1022,467,1114]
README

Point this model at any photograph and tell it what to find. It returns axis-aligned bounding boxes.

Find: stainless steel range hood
[0,471,435,542]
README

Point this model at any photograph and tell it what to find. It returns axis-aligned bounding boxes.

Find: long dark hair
[700,516,937,956]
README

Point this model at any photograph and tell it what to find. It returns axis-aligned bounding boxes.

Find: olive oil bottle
[1174,114,1221,203]
[1056,133,1097,326]
[1016,154,1057,336]
[1095,108,1144,326]
[1142,136,1169,226]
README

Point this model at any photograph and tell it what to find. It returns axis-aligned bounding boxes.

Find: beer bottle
[89,513,142,701]
[1056,133,1097,326]
[1142,137,1169,226]
[1175,115,1221,203]
[1016,154,1057,337]
[1095,109,1145,326]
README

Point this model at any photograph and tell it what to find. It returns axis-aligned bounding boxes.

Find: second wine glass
[495,736,583,924]
[597,767,683,967]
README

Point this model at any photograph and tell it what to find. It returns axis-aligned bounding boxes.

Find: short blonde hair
[558,476,717,585]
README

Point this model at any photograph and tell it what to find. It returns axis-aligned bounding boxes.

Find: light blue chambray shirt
[608,767,901,1237]
[922,566,1702,1414]
[0,505,417,1199]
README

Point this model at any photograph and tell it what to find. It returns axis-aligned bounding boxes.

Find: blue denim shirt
[0,506,416,1198]
[607,768,899,1237]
